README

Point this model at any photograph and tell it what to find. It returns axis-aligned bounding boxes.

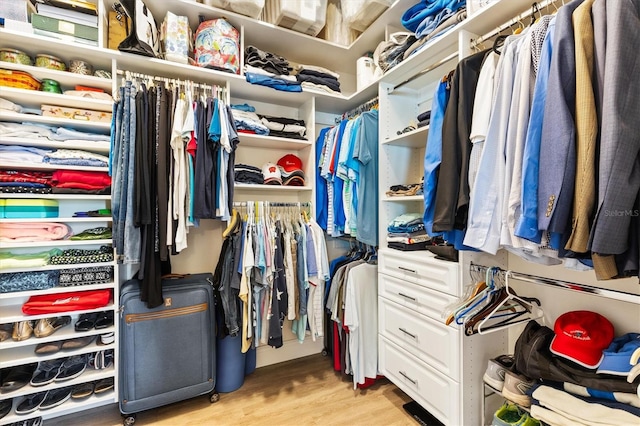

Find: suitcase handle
[161,273,190,280]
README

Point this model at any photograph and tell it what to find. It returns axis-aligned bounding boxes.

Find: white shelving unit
[0,53,117,424]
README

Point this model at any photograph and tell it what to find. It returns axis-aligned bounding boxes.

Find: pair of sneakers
[483,354,535,407]
[492,403,540,426]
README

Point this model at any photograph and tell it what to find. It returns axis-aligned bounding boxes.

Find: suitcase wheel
[123,414,136,426]
[210,391,220,403]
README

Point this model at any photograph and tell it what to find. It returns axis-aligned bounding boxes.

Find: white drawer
[378,273,457,322]
[379,297,460,381]
[379,248,459,296]
[379,336,460,426]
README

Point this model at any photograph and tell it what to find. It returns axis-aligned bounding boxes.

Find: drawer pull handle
[399,371,418,385]
[399,327,417,339]
[398,292,416,301]
[398,266,417,274]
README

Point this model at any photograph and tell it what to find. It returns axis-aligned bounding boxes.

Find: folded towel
[0,222,72,242]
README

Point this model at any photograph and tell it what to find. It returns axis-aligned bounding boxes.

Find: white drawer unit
[379,335,461,426]
[378,273,457,322]
[379,297,461,381]
[378,248,460,296]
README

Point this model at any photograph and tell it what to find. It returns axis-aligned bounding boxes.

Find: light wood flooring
[46,354,415,426]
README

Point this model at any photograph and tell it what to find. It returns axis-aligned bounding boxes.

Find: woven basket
[0,69,41,90]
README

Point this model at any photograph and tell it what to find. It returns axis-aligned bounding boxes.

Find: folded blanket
[0,248,62,270]
[0,222,72,242]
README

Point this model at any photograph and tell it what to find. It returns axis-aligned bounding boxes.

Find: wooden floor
[47,354,415,426]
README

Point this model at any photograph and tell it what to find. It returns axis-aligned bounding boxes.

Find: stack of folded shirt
[0,222,72,242]
[293,64,341,94]
[43,149,109,167]
[51,170,111,194]
[0,170,53,194]
[259,115,306,140]
[0,122,111,143]
[387,212,430,251]
[235,163,264,184]
[402,8,467,61]
[244,45,301,92]
[231,107,270,135]
[0,144,52,164]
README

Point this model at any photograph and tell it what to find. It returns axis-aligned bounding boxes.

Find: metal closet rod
[232,201,311,207]
[388,0,560,93]
[469,263,640,304]
[116,69,225,92]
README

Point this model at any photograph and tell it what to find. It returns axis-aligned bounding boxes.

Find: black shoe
[74,313,99,332]
[40,387,71,410]
[1,363,38,392]
[94,311,114,330]
[30,359,64,387]
[94,377,114,394]
[15,391,47,414]
[56,355,87,381]
[0,397,11,419]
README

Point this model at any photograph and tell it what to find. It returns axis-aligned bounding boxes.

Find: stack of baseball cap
[277,154,305,186]
[261,162,282,185]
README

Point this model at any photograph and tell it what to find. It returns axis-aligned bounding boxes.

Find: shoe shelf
[0,239,112,249]
[0,301,115,325]
[0,366,114,401]
[0,137,110,154]
[0,339,115,368]
[1,388,115,425]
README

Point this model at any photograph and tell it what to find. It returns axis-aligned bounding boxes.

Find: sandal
[0,323,12,342]
[34,316,71,338]
[74,313,99,332]
[12,321,34,341]
[71,381,95,400]
[94,377,114,394]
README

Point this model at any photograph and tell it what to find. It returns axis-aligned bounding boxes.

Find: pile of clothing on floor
[230,103,307,140]
[244,45,341,94]
[486,314,640,426]
[374,0,468,73]
[386,212,431,251]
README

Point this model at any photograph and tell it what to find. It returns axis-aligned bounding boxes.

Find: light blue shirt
[515,18,556,243]
[355,110,379,246]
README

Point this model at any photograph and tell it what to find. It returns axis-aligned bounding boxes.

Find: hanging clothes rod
[337,96,379,123]
[471,0,558,49]
[388,51,459,93]
[232,201,311,207]
[469,263,640,304]
[116,69,224,91]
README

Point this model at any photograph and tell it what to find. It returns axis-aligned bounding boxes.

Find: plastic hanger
[476,270,544,335]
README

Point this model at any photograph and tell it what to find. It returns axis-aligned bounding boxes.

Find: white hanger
[476,270,544,335]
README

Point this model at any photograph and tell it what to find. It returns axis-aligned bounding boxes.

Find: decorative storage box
[41,104,113,123]
[226,0,264,19]
[4,199,59,218]
[161,12,192,64]
[0,69,41,90]
[264,0,327,36]
[342,0,391,32]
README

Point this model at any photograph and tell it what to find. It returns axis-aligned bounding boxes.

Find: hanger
[512,18,525,34]
[445,279,487,325]
[529,2,540,26]
[453,268,499,325]
[475,270,543,335]
[492,34,508,55]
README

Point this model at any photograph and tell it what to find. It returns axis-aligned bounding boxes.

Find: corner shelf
[382,126,429,148]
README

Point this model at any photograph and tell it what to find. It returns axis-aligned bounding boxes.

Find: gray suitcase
[119,273,218,425]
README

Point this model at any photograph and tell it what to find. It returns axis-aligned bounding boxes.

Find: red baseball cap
[549,310,614,369]
[277,154,303,172]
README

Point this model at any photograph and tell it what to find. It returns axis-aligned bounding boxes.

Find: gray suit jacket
[590,0,640,255]
[537,0,584,234]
